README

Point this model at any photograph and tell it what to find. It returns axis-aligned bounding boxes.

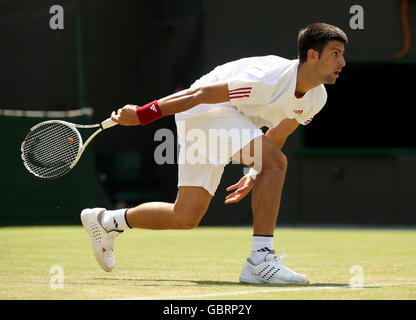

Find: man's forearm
[158,81,230,116]
[265,130,287,149]
[158,87,202,116]
[111,81,229,126]
[264,118,299,149]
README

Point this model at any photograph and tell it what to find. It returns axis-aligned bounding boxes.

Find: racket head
[21,120,82,179]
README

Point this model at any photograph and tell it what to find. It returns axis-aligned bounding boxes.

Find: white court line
[122,282,416,300]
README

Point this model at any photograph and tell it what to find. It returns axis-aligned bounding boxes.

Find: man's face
[312,40,346,84]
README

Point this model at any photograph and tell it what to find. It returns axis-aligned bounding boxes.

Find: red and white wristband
[135,100,163,125]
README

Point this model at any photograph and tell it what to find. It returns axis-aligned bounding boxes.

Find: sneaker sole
[239,274,264,284]
[239,273,309,285]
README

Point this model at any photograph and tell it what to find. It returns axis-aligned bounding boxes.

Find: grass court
[0,226,415,300]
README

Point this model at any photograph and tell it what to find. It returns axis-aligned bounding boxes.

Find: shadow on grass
[91,277,350,288]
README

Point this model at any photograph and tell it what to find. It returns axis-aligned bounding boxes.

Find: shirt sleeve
[227,66,277,106]
[295,85,328,126]
[296,114,315,126]
[294,109,316,126]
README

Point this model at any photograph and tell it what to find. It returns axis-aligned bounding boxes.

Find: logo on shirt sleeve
[304,117,313,125]
[293,109,313,125]
[228,87,252,100]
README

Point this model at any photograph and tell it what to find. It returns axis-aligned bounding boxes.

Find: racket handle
[101,118,118,129]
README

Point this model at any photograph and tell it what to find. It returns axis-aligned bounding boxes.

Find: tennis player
[81,23,347,284]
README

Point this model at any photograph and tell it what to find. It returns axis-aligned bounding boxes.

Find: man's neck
[295,62,322,96]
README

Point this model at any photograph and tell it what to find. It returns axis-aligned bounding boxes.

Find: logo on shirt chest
[293,109,304,115]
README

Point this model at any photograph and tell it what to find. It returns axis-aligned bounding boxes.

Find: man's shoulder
[244,55,295,68]
[310,84,328,106]
[316,84,327,99]
[237,56,298,82]
[210,55,297,89]
[225,55,295,70]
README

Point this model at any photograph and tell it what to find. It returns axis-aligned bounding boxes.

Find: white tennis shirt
[175,55,327,128]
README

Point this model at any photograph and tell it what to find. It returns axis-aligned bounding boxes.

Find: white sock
[249,235,274,265]
[100,208,131,232]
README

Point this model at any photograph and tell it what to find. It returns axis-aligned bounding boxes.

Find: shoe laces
[269,249,288,266]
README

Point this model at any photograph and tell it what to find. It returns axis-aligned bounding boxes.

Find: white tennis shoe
[80,208,122,272]
[239,250,309,285]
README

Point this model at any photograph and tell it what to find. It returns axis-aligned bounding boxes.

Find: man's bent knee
[262,139,288,172]
[274,149,288,171]
[174,217,202,230]
[173,186,212,230]
[172,205,207,229]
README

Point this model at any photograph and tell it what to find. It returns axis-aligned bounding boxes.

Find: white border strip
[122,282,416,300]
[0,108,93,118]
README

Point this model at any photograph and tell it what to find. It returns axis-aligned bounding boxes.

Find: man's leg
[250,136,287,235]
[231,135,286,262]
[235,136,308,284]
[81,186,212,272]
[235,135,287,235]
[124,186,212,230]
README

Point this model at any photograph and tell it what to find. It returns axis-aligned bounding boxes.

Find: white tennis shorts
[175,107,263,196]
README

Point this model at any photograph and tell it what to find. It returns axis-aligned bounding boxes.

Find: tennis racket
[21,118,117,179]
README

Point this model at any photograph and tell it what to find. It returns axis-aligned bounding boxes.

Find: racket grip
[101,118,118,129]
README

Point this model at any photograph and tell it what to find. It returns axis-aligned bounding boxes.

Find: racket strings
[22,122,80,178]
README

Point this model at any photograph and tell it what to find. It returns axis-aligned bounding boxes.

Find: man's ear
[307,48,319,63]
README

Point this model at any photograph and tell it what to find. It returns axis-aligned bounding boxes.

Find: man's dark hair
[298,23,348,63]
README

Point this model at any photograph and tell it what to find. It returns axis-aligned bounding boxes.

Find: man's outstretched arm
[111,82,230,126]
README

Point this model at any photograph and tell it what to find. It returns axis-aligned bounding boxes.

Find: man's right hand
[224,174,255,204]
[111,105,141,126]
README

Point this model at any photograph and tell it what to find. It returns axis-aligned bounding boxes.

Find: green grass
[0,226,415,300]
